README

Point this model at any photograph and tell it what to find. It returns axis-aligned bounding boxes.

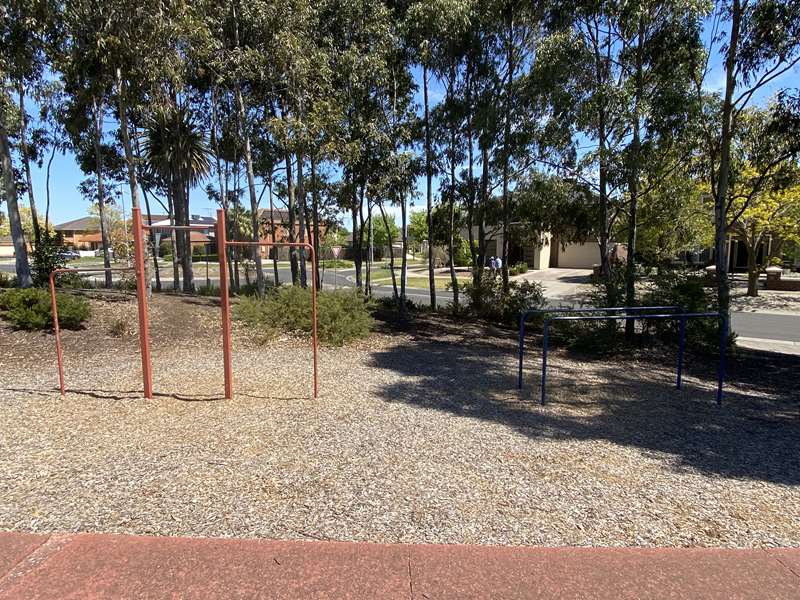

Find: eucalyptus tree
[58,0,127,287]
[611,0,707,335]
[325,0,397,292]
[404,0,463,307]
[0,0,57,286]
[696,0,800,318]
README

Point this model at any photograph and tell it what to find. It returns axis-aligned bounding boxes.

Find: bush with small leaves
[0,288,90,330]
[234,285,374,346]
[463,272,545,326]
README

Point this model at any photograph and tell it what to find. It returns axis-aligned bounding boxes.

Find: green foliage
[642,268,730,352]
[463,273,545,326]
[509,262,529,276]
[589,264,627,309]
[321,259,353,268]
[0,288,90,330]
[234,286,374,346]
[0,273,15,288]
[30,231,67,287]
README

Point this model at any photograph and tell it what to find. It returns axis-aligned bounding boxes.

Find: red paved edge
[409,545,800,600]
[0,532,798,600]
[0,533,49,579]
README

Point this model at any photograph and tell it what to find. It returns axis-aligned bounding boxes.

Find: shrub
[642,268,731,352]
[0,273,15,288]
[0,288,90,330]
[234,286,374,346]
[463,272,545,326]
[509,262,529,276]
[31,231,67,287]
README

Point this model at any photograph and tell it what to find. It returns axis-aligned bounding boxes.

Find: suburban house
[54,216,108,251]
[255,208,327,259]
[55,214,171,252]
[0,236,32,258]
[147,215,216,255]
[464,225,608,270]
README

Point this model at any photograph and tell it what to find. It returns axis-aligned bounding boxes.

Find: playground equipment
[215,208,318,399]
[48,206,319,400]
[49,267,143,397]
[517,307,727,405]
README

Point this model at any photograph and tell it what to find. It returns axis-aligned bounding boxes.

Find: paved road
[729,311,800,342]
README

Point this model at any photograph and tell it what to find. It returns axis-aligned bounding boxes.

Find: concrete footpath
[0,532,798,599]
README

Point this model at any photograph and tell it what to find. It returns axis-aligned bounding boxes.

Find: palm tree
[140,105,212,292]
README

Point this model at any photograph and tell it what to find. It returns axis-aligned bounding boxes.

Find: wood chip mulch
[1,294,798,547]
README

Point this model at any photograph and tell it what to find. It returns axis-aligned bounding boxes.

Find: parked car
[61,250,80,260]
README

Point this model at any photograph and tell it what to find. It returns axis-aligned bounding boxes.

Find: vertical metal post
[217,209,233,399]
[717,313,727,405]
[518,312,526,389]
[541,319,549,405]
[132,208,154,399]
[309,244,318,399]
[676,315,687,389]
[49,272,66,397]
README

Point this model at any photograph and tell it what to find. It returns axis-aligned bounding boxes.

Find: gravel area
[1,294,799,547]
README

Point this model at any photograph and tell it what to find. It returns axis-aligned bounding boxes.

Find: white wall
[558,242,601,269]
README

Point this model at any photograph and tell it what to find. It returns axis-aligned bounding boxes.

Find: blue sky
[21,18,800,229]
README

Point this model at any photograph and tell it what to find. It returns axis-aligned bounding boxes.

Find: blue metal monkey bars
[518,307,727,405]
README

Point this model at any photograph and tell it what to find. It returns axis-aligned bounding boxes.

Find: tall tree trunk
[296,152,308,288]
[400,188,408,312]
[500,7,515,294]
[18,84,41,247]
[310,154,321,290]
[285,152,298,284]
[45,143,56,230]
[465,62,478,286]
[267,178,280,286]
[235,87,265,296]
[176,176,193,293]
[746,240,759,297]
[447,97,460,311]
[478,143,489,281]
[115,70,149,292]
[211,89,236,290]
[167,188,180,290]
[91,96,113,288]
[378,202,399,303]
[714,0,741,323]
[625,21,644,338]
[141,187,162,292]
[350,171,362,290]
[365,199,372,297]
[0,120,32,287]
[423,62,437,308]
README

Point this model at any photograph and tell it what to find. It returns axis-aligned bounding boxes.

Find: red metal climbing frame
[216,208,318,399]
[49,206,318,401]
[50,208,317,399]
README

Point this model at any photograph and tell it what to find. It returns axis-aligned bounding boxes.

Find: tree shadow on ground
[368,316,800,485]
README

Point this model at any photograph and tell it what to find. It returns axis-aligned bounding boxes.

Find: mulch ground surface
[1,293,798,547]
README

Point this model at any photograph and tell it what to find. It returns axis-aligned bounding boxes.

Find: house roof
[54,214,170,232]
[54,216,100,231]
[256,208,292,224]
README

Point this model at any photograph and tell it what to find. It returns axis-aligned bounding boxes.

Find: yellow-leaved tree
[729,166,800,296]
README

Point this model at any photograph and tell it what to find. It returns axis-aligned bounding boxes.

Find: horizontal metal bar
[522,305,681,319]
[547,312,719,322]
[141,224,213,231]
[52,267,135,273]
[225,241,314,251]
